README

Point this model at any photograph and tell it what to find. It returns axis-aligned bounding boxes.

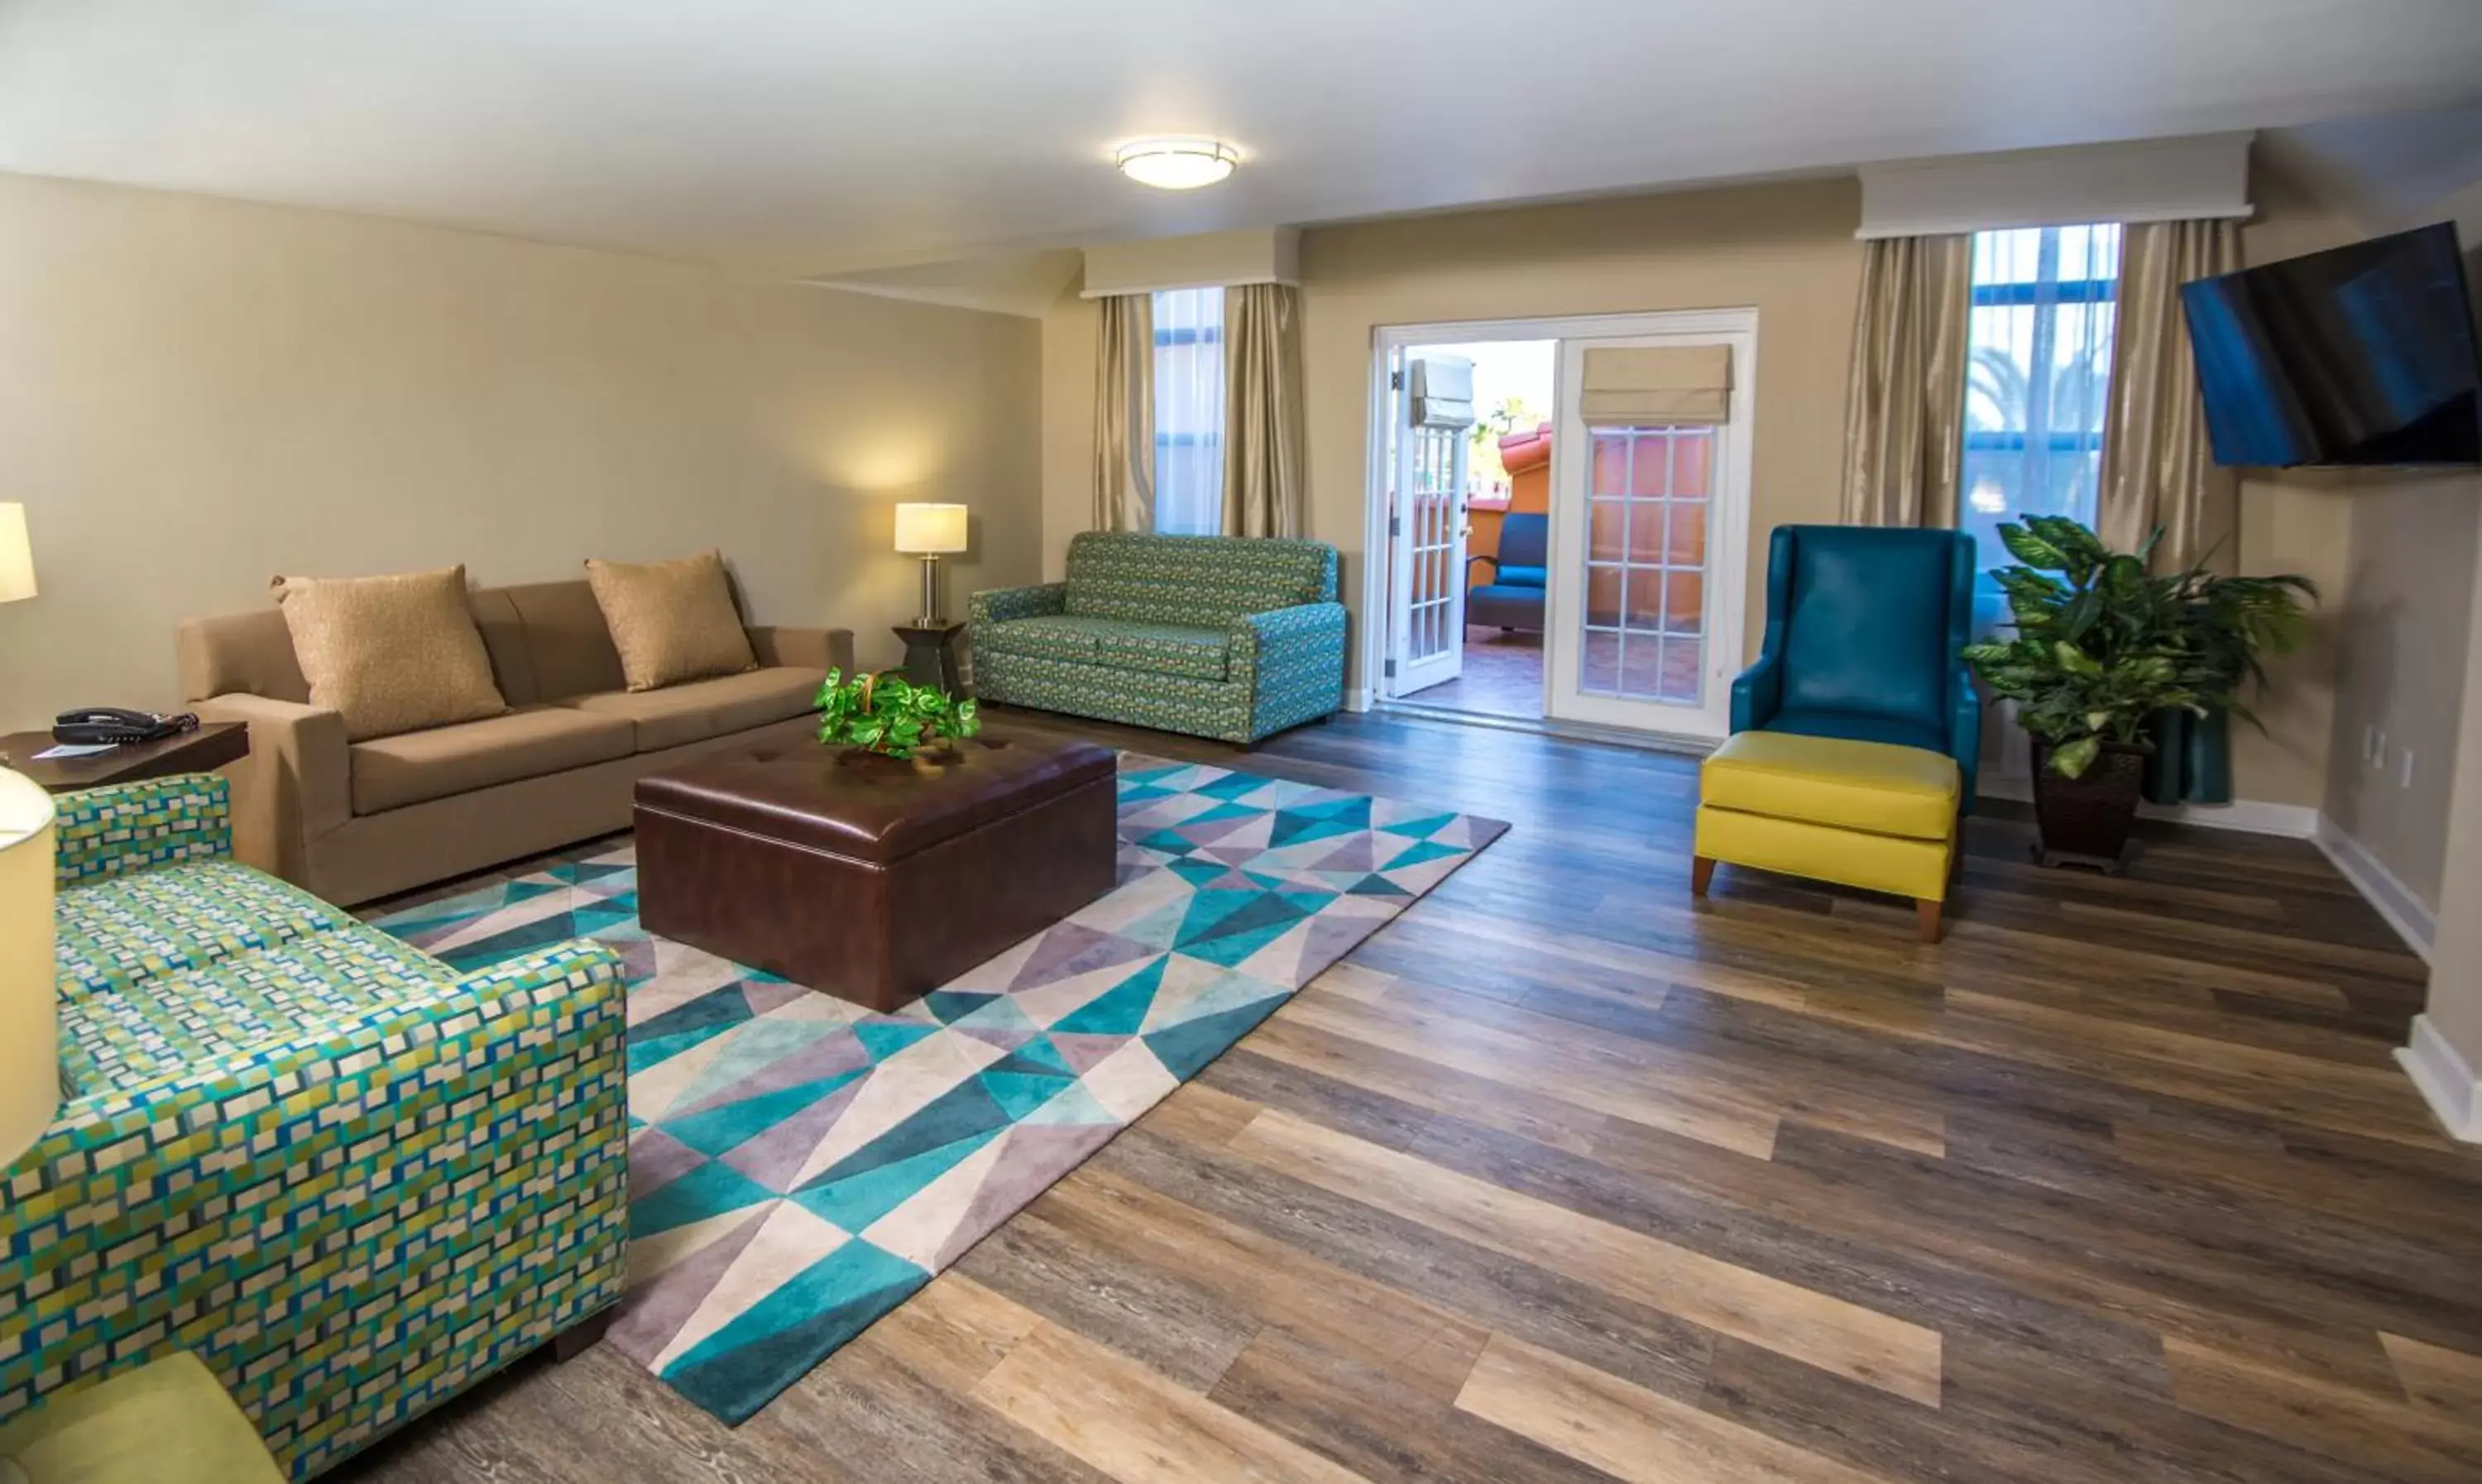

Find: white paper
[32,743,118,760]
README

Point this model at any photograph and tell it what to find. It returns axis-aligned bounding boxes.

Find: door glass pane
[1576,425,1714,706]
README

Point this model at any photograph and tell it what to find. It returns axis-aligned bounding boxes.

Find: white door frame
[1359,310,1756,725]
[1545,309,1758,742]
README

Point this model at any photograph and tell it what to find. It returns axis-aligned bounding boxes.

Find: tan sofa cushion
[567,667,823,753]
[350,704,635,815]
[584,551,758,692]
[271,566,509,741]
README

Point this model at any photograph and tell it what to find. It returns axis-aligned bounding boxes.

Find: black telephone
[53,709,199,746]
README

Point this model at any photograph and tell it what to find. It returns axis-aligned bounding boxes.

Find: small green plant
[815,668,980,759]
[1961,516,2313,781]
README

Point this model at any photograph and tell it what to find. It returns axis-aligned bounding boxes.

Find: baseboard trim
[2398,1015,2482,1142]
[2312,817,2436,963]
[1975,778,2319,839]
[1344,687,1375,714]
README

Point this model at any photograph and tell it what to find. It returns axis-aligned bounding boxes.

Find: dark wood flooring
[330,710,2482,1484]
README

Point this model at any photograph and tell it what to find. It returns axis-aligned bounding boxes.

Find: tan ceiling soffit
[1080,227,1301,299]
[1579,345,1732,424]
[1857,132,2254,239]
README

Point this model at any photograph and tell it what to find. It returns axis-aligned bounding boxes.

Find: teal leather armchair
[1731,525,1983,809]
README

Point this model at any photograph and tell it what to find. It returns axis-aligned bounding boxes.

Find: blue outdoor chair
[1731,524,1982,809]
[1466,512,1548,633]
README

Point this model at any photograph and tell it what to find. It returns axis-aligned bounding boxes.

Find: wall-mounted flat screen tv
[2181,221,2480,467]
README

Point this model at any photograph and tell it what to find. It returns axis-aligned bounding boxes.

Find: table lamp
[0,503,34,606]
[894,503,969,627]
[0,767,55,1181]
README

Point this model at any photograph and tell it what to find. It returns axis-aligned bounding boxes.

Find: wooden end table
[0,721,250,792]
[894,621,965,696]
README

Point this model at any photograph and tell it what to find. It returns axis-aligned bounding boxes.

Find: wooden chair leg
[1691,856,1716,897]
[1916,898,1943,944]
[549,1308,613,1362]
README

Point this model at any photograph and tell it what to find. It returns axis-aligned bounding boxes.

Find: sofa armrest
[970,582,1068,626]
[1232,602,1348,740]
[51,774,233,888]
[2,940,630,1471]
[192,693,352,885]
[1729,652,1783,734]
[748,625,855,675]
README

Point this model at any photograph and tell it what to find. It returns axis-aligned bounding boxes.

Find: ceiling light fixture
[1114,138,1239,191]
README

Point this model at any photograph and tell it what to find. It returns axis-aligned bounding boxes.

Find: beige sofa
[179,578,853,905]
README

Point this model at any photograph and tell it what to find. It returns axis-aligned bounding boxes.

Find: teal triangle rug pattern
[366,754,1505,1425]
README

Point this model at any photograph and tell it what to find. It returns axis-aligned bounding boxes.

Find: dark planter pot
[2029,737,2153,873]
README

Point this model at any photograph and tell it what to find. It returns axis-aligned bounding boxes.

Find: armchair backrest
[1497,514,1550,574]
[1064,532,1338,626]
[1763,525,1975,730]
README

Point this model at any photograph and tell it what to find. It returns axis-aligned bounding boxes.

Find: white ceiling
[3,0,2479,281]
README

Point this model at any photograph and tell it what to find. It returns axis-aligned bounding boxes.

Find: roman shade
[1407,357,1476,428]
[1579,345,1733,424]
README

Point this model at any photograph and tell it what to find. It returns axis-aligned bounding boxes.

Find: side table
[893,622,965,697]
[0,722,251,792]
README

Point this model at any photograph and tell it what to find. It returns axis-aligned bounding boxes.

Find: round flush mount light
[1114,138,1239,191]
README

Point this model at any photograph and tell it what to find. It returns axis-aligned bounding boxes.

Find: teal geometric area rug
[367,754,1505,1424]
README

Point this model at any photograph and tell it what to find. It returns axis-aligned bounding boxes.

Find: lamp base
[916,553,945,630]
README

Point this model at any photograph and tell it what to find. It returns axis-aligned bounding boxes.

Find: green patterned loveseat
[2,774,628,1480]
[970,532,1347,744]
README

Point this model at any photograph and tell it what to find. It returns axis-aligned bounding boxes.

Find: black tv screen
[2181,222,2481,467]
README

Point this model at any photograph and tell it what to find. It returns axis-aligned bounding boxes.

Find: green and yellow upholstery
[1693,731,1962,940]
[2,775,629,1481]
[970,532,1346,744]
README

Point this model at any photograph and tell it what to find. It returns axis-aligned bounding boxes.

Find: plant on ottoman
[816,668,980,759]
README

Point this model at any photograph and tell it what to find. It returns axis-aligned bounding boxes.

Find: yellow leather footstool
[0,1352,283,1484]
[1692,731,1962,942]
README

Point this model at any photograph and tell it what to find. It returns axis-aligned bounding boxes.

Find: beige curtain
[1219,283,1306,538]
[1092,293,1155,533]
[1838,234,1973,527]
[2099,219,2242,569]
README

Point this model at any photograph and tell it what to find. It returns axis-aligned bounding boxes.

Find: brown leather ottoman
[634,730,1119,1011]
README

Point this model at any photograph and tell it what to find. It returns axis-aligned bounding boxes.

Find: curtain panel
[1838,234,1973,528]
[1091,293,1155,534]
[2099,218,2242,571]
[1219,282,1306,538]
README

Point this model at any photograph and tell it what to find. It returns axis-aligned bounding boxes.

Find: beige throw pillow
[584,550,757,692]
[271,565,509,741]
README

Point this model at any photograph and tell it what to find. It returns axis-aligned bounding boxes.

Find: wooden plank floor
[330,711,2482,1484]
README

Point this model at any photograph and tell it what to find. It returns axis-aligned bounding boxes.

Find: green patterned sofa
[970,532,1347,744]
[2,774,628,1481]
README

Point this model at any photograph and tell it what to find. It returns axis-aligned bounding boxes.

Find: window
[1961,223,2120,575]
[1152,286,1224,535]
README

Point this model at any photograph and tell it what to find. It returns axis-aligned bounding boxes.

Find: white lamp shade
[0,768,56,1170]
[0,503,35,604]
[894,503,969,555]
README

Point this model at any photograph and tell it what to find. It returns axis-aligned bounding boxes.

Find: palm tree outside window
[1961,223,2121,608]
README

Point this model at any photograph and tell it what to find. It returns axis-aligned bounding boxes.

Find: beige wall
[1044,178,1868,682]
[2321,469,2478,911]
[0,170,1042,732]
[1039,171,2354,807]
[2389,177,2482,1105]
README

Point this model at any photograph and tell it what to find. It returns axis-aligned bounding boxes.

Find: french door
[1385,353,1472,697]
[1544,316,1755,740]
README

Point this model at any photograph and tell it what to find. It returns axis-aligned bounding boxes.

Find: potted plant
[815,668,980,760]
[1962,519,2203,869]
